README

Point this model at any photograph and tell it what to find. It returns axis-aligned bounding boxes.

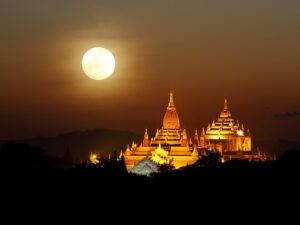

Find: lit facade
[124,91,198,170]
[199,99,251,153]
[124,92,269,170]
[199,99,269,161]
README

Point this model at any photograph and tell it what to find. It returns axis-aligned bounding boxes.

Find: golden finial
[201,127,205,136]
[167,90,175,109]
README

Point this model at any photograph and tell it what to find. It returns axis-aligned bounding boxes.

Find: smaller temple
[200,98,251,152]
[199,98,265,161]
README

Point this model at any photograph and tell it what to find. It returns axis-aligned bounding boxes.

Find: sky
[0,0,299,140]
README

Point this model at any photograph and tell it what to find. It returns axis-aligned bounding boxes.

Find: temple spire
[220,97,231,118]
[192,145,198,156]
[224,97,228,110]
[163,90,180,129]
[201,127,205,136]
[143,128,150,146]
[144,128,149,139]
[167,90,175,110]
[194,129,199,146]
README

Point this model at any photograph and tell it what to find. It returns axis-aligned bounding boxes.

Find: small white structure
[129,157,159,176]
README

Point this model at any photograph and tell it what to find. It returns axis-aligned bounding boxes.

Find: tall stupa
[124,91,198,170]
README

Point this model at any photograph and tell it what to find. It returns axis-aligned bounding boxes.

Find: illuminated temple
[124,91,198,170]
[124,91,268,172]
[199,99,266,161]
[200,98,251,152]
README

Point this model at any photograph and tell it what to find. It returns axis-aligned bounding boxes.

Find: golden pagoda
[124,91,198,170]
[199,98,251,153]
[199,98,268,161]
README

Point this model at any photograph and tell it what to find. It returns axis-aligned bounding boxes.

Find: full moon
[82,47,116,80]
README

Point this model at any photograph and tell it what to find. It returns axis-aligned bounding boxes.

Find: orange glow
[237,130,244,136]
[89,152,99,164]
[151,143,170,165]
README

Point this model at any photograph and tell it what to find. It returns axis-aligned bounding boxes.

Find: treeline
[0,142,299,182]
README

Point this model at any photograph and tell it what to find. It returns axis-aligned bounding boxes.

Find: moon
[82,47,116,80]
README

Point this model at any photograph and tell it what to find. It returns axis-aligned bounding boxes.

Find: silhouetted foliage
[0,142,299,192]
[195,152,222,168]
[279,149,300,163]
[158,163,175,173]
[0,142,50,172]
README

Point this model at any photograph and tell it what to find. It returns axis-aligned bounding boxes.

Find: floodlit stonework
[124,91,198,170]
[199,98,251,152]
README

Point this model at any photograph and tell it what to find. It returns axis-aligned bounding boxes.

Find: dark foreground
[0,143,299,223]
[0,143,299,196]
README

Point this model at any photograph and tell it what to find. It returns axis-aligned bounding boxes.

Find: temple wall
[202,135,251,152]
[171,156,198,169]
[125,154,198,170]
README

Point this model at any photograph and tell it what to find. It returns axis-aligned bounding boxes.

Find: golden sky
[0,0,299,140]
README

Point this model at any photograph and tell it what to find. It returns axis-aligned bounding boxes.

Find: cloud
[273,111,300,119]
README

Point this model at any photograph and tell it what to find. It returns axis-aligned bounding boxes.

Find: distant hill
[0,128,142,161]
[253,139,300,156]
[1,129,299,161]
